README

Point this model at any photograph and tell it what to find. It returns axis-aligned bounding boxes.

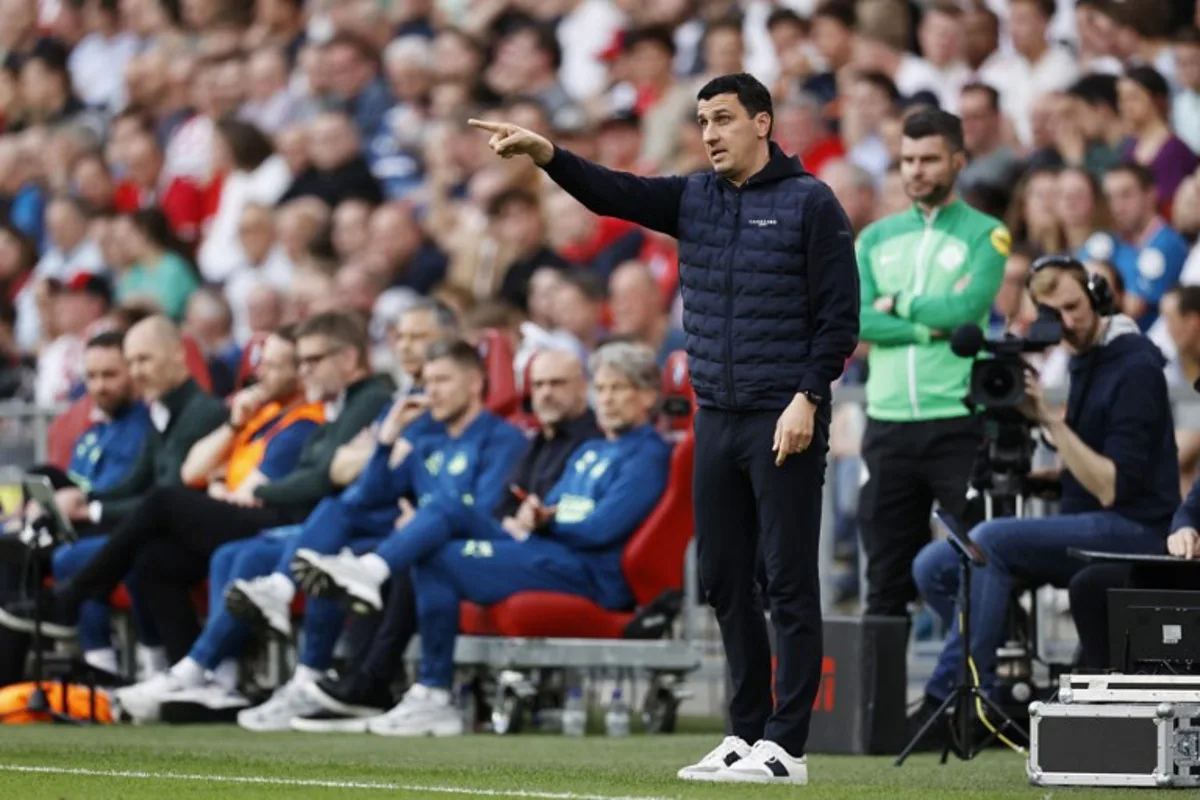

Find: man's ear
[756,111,772,140]
[952,150,967,172]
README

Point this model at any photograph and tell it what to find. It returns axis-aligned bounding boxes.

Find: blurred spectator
[113,129,206,246]
[852,0,940,105]
[485,19,577,128]
[608,260,685,367]
[224,203,293,344]
[618,26,693,170]
[805,0,856,107]
[550,271,605,354]
[0,296,33,401]
[484,187,568,312]
[114,209,200,321]
[1055,75,1124,179]
[35,272,111,407]
[245,282,285,340]
[917,2,970,114]
[1,223,40,352]
[843,70,900,182]
[876,164,908,218]
[198,119,292,283]
[1118,66,1198,217]
[279,110,383,207]
[1057,166,1111,252]
[1161,286,1200,389]
[957,83,1019,196]
[977,0,1079,146]
[240,46,311,135]
[1005,165,1063,254]
[183,288,239,397]
[1173,28,1200,155]
[363,202,446,295]
[68,0,139,113]
[70,152,115,212]
[37,195,105,282]
[773,93,844,176]
[331,198,373,263]
[818,159,876,235]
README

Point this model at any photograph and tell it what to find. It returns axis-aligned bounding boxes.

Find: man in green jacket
[856,109,1008,618]
[2,312,394,639]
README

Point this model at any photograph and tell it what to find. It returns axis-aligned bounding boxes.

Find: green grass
[0,724,1145,799]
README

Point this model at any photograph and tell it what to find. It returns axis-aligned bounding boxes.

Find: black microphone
[949,324,985,358]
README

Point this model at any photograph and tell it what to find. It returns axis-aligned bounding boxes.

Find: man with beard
[910,255,1178,741]
[855,109,1008,621]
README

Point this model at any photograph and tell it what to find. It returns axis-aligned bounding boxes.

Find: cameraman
[909,256,1180,729]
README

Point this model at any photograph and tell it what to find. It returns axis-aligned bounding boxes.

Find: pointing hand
[468,118,554,166]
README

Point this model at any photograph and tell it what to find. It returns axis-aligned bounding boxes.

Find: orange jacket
[226,400,325,492]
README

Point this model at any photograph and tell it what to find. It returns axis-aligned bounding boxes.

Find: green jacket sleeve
[895,224,1008,330]
[857,230,933,346]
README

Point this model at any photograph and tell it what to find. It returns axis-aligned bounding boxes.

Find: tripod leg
[976,690,1029,741]
[894,690,959,767]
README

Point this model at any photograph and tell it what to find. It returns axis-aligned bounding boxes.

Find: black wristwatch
[800,390,824,406]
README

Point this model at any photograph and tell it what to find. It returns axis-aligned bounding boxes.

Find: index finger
[468,118,505,132]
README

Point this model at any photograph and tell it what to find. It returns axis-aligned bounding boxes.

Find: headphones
[1026,254,1115,316]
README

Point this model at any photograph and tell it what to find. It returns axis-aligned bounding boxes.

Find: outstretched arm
[468,119,686,237]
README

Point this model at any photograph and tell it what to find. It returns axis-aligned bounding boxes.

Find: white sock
[265,572,295,603]
[84,648,118,674]
[169,657,206,687]
[137,645,168,676]
[359,553,391,584]
[292,664,321,685]
[212,658,239,691]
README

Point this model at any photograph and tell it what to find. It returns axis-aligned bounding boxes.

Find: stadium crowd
[2,0,1200,739]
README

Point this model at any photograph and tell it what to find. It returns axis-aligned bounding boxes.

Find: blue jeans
[51,535,159,652]
[914,511,1166,700]
[189,526,353,672]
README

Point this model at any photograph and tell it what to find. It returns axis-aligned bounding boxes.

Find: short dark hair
[697,72,774,136]
[295,311,370,368]
[487,187,539,219]
[1123,65,1170,101]
[424,338,485,374]
[813,0,856,29]
[961,82,999,112]
[558,270,606,302]
[703,18,743,45]
[215,119,275,172]
[0,297,15,330]
[272,323,298,344]
[1068,73,1118,112]
[1010,0,1055,20]
[1105,162,1156,191]
[624,26,677,58]
[86,330,125,352]
[324,31,379,65]
[902,108,965,153]
[1177,285,1200,316]
[766,8,806,33]
[855,70,901,107]
[406,299,460,335]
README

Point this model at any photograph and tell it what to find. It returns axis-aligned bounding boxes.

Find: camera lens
[982,366,1015,399]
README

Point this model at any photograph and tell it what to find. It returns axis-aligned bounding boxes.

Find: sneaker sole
[709,769,808,785]
[160,700,248,725]
[290,715,372,734]
[676,768,729,782]
[291,555,381,613]
[368,720,464,737]
[0,607,77,639]
[303,682,388,718]
[225,587,291,638]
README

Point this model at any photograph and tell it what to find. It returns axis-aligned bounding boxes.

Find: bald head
[529,348,589,431]
[125,315,188,401]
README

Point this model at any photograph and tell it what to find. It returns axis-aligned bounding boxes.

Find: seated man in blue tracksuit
[40,331,154,675]
[296,341,671,737]
[225,338,525,730]
[908,257,1179,745]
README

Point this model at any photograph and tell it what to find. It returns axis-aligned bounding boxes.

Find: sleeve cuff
[895,292,915,320]
[797,373,831,402]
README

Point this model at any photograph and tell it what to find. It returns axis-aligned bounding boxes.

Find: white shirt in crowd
[197,155,293,284]
[68,31,140,111]
[35,239,105,282]
[979,45,1079,146]
[224,245,294,344]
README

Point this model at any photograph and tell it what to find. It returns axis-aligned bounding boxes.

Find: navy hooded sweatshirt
[1061,315,1179,529]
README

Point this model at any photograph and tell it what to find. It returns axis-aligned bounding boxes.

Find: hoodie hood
[1070,314,1165,375]
[742,141,807,186]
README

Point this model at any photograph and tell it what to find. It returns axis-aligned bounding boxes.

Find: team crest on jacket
[1084,232,1114,261]
[990,226,1012,257]
[938,244,965,271]
[447,452,468,476]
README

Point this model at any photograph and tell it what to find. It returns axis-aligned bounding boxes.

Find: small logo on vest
[747,218,778,227]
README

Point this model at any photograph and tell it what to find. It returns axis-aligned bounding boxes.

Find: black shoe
[307,671,393,717]
[904,695,951,753]
[0,595,78,639]
[289,707,374,733]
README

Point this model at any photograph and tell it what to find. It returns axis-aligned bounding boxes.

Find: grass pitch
[0,723,1142,799]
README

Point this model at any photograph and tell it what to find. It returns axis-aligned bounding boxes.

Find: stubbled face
[528,350,587,429]
[84,345,134,415]
[422,356,480,425]
[1038,274,1101,355]
[899,135,961,206]
[696,92,769,182]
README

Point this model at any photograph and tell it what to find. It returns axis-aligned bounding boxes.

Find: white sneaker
[291,549,383,612]
[676,735,752,781]
[113,672,190,723]
[367,684,464,737]
[165,682,251,710]
[225,577,292,637]
[237,680,323,732]
[714,740,808,785]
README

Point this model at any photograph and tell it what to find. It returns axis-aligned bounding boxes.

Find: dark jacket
[1062,317,1179,529]
[253,374,394,518]
[67,402,153,495]
[280,156,384,207]
[90,379,227,525]
[1172,476,1200,534]
[543,143,859,411]
[495,409,602,519]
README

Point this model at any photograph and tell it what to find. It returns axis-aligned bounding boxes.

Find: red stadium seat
[479,328,520,418]
[459,433,695,638]
[182,334,213,392]
[236,332,271,391]
[45,395,96,471]
[659,350,694,435]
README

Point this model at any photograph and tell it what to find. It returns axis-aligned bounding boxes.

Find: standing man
[855,109,1008,620]
[470,72,859,785]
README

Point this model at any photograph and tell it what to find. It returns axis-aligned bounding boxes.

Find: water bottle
[604,688,631,737]
[562,687,587,736]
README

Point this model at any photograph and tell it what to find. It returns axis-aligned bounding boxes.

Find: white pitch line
[0,764,677,800]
